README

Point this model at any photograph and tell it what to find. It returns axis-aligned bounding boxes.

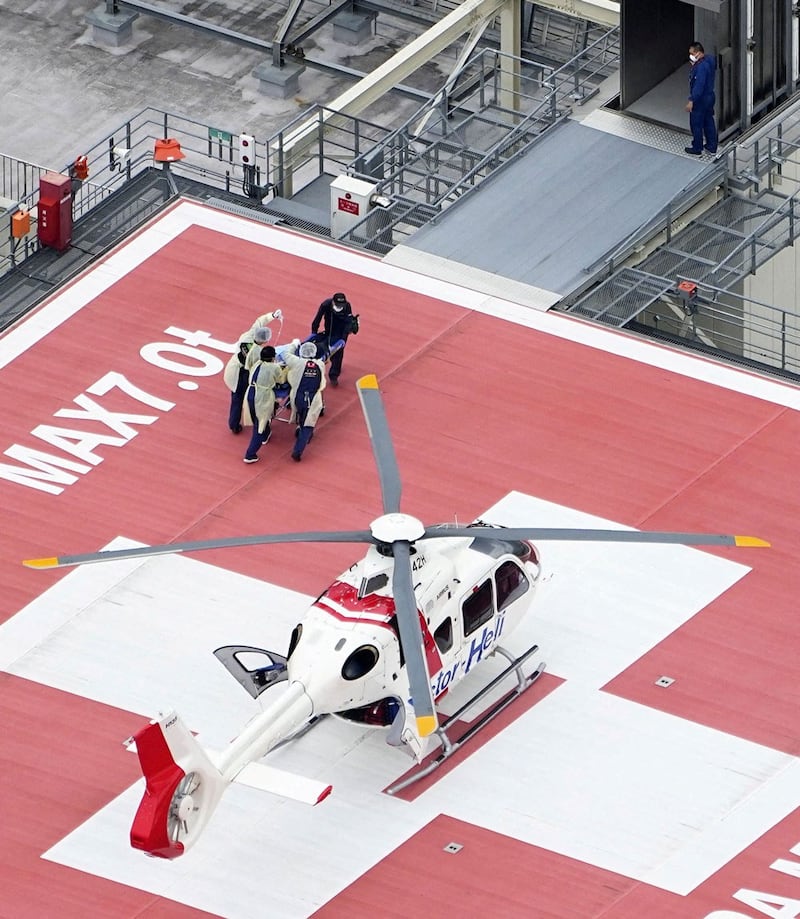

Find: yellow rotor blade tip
[734,535,771,548]
[416,715,437,737]
[23,557,59,569]
[357,374,379,390]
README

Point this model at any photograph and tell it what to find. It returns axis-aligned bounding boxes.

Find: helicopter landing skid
[385,643,545,795]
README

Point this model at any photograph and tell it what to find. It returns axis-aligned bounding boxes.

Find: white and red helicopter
[24,374,769,860]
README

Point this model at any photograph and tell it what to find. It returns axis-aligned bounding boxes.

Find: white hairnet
[299,341,317,359]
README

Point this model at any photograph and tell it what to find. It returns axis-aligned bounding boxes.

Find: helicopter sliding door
[495,560,530,611]
[462,580,494,637]
[459,560,531,649]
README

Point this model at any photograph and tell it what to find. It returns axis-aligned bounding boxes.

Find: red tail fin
[130,711,225,859]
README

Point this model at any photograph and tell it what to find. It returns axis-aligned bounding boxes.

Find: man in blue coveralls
[685,41,718,156]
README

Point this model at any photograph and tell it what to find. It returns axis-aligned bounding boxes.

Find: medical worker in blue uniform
[284,340,327,462]
[685,41,718,156]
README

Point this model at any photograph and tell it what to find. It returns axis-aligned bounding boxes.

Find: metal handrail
[585,161,728,276]
[337,39,617,247]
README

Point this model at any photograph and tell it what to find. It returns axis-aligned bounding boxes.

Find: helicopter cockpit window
[462,579,494,637]
[495,560,529,611]
[358,572,389,599]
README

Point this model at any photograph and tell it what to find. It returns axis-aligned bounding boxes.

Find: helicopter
[23,374,769,860]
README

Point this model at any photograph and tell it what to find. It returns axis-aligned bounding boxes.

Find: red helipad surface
[0,201,798,918]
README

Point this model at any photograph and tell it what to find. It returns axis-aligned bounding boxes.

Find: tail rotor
[130,711,226,859]
[168,771,202,845]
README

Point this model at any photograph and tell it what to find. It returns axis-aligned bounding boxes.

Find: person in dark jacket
[685,41,718,156]
[310,292,355,386]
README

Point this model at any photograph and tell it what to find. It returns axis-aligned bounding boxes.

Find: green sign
[208,127,233,144]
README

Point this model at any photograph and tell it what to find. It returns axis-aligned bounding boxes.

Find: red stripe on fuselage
[323,581,396,620]
[314,600,399,632]
[315,582,443,675]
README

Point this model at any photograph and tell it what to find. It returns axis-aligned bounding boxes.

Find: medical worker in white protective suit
[283,339,327,462]
[243,345,286,464]
[224,309,283,433]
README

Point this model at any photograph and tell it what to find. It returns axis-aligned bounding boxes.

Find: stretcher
[272,336,344,424]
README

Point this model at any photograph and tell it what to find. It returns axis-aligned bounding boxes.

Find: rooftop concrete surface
[0,0,446,169]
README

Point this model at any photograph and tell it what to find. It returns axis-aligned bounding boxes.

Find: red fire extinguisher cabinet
[38,172,73,251]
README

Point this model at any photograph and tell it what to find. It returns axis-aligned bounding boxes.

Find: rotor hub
[178,794,194,820]
[370,513,425,544]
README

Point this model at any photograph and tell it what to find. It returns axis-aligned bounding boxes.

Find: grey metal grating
[570,269,674,324]
[596,188,800,298]
[205,198,284,225]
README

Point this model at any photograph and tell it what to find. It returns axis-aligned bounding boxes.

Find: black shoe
[291,452,302,462]
[330,377,339,387]
[231,425,242,434]
[684,147,702,155]
[704,146,717,154]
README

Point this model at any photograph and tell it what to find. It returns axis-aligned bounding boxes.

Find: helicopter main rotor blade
[357,375,402,515]
[421,527,770,548]
[391,540,437,738]
[24,529,376,570]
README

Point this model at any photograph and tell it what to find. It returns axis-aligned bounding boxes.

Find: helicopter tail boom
[129,684,325,859]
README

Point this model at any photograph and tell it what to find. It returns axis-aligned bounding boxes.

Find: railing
[0,108,287,277]
[729,93,800,189]
[585,162,729,279]
[0,102,434,277]
[0,103,414,282]
[264,106,393,199]
[334,37,619,250]
[708,189,800,288]
[0,154,50,205]
[0,20,620,273]
[546,23,619,108]
[654,277,800,375]
[582,124,800,294]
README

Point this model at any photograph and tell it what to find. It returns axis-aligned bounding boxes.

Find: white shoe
[243,456,259,464]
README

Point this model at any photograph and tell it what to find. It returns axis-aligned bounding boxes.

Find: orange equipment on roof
[153,138,186,162]
[11,209,31,239]
[72,155,89,180]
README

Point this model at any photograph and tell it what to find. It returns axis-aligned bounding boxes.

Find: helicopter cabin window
[433,617,453,653]
[495,560,529,611]
[462,579,494,636]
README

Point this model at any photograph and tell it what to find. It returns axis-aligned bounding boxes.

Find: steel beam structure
[530,0,619,28]
[274,0,516,194]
